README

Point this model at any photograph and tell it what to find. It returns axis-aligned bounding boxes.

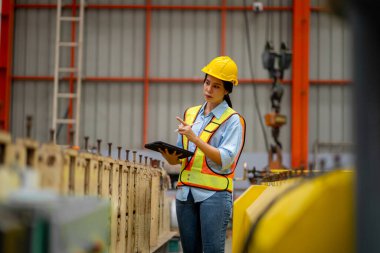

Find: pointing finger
[176,116,187,126]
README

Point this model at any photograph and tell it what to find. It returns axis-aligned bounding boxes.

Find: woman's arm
[176,117,222,165]
[192,137,222,165]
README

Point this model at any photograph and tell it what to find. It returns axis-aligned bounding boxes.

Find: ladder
[52,0,85,146]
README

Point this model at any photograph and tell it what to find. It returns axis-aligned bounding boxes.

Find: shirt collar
[199,100,228,120]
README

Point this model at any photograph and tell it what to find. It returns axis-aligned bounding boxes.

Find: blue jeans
[176,191,232,253]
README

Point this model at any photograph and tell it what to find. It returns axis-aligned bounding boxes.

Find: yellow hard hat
[201,56,239,86]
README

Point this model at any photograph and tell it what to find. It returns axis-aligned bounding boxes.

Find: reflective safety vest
[177,105,246,192]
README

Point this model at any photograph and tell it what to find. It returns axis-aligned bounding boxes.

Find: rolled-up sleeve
[176,133,183,148]
[217,115,243,172]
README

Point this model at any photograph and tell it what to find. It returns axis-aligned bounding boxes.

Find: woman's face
[203,75,228,105]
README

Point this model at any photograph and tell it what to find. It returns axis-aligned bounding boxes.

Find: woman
[160,56,246,253]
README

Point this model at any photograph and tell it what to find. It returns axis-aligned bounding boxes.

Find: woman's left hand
[159,148,181,165]
[176,117,197,142]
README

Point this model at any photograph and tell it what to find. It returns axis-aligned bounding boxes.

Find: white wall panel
[309,9,353,155]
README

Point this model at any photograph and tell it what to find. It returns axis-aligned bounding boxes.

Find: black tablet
[144,141,194,159]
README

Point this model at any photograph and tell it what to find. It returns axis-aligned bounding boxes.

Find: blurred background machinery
[1,196,110,253]
[0,123,174,253]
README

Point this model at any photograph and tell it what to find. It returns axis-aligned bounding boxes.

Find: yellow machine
[233,169,354,253]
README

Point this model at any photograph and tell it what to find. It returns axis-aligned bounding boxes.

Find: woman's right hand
[176,117,198,143]
[159,148,182,165]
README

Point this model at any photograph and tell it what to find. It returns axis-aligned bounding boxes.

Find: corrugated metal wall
[10,0,352,155]
[12,6,55,142]
[309,0,353,151]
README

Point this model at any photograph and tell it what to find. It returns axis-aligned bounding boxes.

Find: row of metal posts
[0,129,172,253]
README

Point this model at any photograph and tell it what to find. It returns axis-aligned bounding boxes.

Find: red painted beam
[0,0,15,131]
[15,4,293,12]
[86,77,145,82]
[86,5,292,11]
[143,0,152,147]
[14,4,74,9]
[310,6,329,12]
[291,0,310,169]
[11,76,351,85]
[310,79,349,85]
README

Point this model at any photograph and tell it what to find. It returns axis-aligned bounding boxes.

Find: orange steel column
[0,0,15,131]
[291,0,310,168]
[143,0,152,146]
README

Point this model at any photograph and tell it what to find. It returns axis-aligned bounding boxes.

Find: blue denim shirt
[176,100,243,202]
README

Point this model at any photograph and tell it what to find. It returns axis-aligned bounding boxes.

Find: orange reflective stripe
[178,169,232,192]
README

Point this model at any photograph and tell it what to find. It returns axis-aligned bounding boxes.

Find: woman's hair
[203,74,234,108]
[222,80,233,108]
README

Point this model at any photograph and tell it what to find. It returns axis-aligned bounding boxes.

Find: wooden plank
[135,163,146,252]
[36,143,63,191]
[81,152,98,196]
[74,156,86,196]
[163,196,171,233]
[16,138,39,168]
[143,167,152,252]
[110,160,120,253]
[126,164,136,253]
[99,157,111,198]
[150,171,160,247]
[158,181,165,236]
[0,131,21,199]
[158,168,171,238]
[4,142,26,169]
[96,156,104,196]
[61,149,78,195]
[117,161,128,253]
